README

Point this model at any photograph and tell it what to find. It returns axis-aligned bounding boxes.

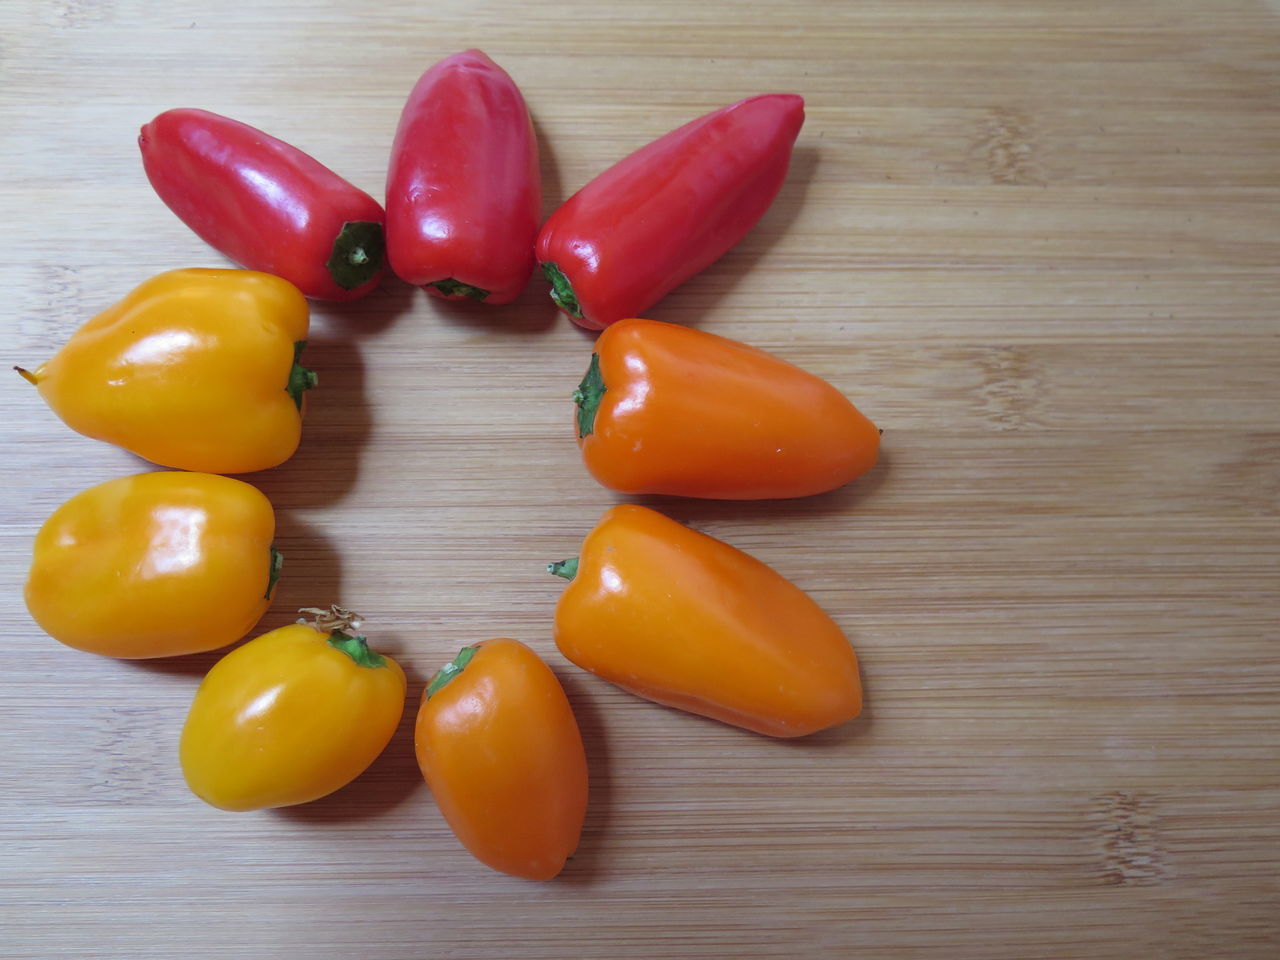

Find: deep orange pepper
[414,639,588,881]
[573,318,879,499]
[550,505,862,738]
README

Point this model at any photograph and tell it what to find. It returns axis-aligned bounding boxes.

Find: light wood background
[2,1,1277,957]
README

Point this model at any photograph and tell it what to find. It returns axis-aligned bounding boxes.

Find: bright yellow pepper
[180,607,406,811]
[25,471,280,658]
[16,268,314,474]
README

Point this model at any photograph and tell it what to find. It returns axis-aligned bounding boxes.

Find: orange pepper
[414,639,588,881]
[573,317,879,499]
[550,504,862,737]
[25,471,279,658]
[16,268,314,474]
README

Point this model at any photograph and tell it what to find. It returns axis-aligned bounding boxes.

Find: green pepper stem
[541,262,583,319]
[429,278,490,301]
[325,220,385,290]
[266,546,284,599]
[574,353,606,438]
[327,630,388,669]
[286,341,318,411]
[548,557,579,580]
[426,645,478,699]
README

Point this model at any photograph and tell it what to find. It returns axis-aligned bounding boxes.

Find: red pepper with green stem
[385,50,541,304]
[139,109,386,301]
[536,94,804,329]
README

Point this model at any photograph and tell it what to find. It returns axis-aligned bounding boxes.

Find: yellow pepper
[25,471,280,658]
[16,268,314,474]
[180,607,406,811]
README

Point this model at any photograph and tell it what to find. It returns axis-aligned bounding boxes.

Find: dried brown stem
[297,605,363,634]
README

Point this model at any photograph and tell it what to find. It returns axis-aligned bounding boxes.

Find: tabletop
[2,1,1278,958]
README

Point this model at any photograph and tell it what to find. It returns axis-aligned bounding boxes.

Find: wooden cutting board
[2,1,1277,957]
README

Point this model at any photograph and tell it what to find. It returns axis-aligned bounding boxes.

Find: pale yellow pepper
[180,609,406,811]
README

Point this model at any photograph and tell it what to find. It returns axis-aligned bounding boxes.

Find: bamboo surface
[1,2,1278,958]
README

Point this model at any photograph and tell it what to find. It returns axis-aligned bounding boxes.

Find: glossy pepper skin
[551,505,862,738]
[16,269,315,474]
[180,610,406,811]
[386,50,540,304]
[537,94,804,329]
[25,472,279,659]
[415,639,588,881]
[574,318,879,499]
[139,108,386,300]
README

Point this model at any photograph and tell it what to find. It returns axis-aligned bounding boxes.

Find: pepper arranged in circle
[415,639,588,880]
[180,606,406,812]
[139,108,386,300]
[537,94,804,328]
[16,269,316,474]
[386,50,541,304]
[550,505,863,738]
[573,318,879,499]
[25,471,280,659]
[14,59,886,882]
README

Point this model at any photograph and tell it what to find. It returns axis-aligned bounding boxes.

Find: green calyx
[429,278,490,301]
[547,557,579,580]
[325,220,385,291]
[573,353,606,438]
[287,341,318,411]
[541,262,582,319]
[327,630,387,669]
[265,546,284,599]
[425,645,479,699]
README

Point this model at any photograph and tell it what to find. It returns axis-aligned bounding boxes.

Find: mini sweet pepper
[17,268,315,474]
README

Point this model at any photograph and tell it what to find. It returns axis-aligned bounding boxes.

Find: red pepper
[138,109,386,301]
[386,50,540,305]
[536,94,804,329]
